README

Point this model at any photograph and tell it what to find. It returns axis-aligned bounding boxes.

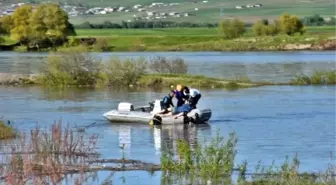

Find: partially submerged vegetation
[291,70,336,85]
[0,120,16,140]
[1,121,334,185]
[0,121,160,185]
[160,131,336,185]
[0,50,257,89]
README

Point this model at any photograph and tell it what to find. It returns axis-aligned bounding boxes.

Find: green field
[75,26,336,37]
[20,0,336,24]
[71,26,335,51]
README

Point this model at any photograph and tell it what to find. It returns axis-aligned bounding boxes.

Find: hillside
[7,0,336,24]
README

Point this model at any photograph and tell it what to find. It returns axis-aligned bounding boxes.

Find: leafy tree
[0,15,13,35]
[29,4,49,49]
[302,14,325,26]
[253,19,281,36]
[42,3,74,45]
[280,13,305,35]
[219,19,246,39]
[9,3,76,49]
[10,5,33,44]
[0,37,4,44]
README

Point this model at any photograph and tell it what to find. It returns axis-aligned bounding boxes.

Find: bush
[0,120,16,140]
[149,56,188,74]
[253,19,281,36]
[301,14,325,26]
[92,38,110,52]
[219,18,246,39]
[105,57,147,86]
[41,48,107,86]
[280,13,305,35]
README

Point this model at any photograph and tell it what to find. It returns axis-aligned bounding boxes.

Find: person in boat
[157,103,193,119]
[156,90,175,114]
[174,84,185,107]
[182,86,201,109]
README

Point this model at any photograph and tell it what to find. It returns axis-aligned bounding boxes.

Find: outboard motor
[118,102,134,111]
[150,100,163,114]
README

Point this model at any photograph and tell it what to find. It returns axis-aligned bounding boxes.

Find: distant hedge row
[301,14,336,26]
[76,20,254,29]
[74,20,222,29]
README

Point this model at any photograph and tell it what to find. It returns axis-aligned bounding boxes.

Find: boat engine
[118,102,134,111]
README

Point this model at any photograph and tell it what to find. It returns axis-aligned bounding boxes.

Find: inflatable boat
[102,100,212,125]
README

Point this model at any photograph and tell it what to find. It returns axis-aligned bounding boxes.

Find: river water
[0,51,335,82]
[0,51,335,185]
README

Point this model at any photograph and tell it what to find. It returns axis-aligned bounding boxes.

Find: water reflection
[152,124,211,155]
[36,87,170,103]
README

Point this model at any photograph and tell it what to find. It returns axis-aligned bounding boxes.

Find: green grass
[0,36,18,45]
[139,74,256,89]
[75,26,335,37]
[75,28,219,36]
[72,26,335,51]
[291,70,336,85]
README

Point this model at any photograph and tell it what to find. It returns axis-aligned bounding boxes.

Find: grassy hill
[16,0,336,24]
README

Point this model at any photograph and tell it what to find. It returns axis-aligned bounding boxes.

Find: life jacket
[161,94,173,109]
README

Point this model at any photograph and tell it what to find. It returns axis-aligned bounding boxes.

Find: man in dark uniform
[157,90,175,114]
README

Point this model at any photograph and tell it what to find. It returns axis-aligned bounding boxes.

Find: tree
[280,13,305,35]
[219,18,246,39]
[41,3,74,45]
[10,5,33,44]
[252,19,281,36]
[302,14,325,26]
[0,15,13,35]
[29,4,49,49]
[9,3,76,49]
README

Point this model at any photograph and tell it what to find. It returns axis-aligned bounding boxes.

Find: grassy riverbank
[0,51,259,89]
[1,26,335,52]
[0,73,257,89]
[71,26,336,52]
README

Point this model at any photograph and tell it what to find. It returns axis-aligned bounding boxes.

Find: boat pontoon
[102,100,212,125]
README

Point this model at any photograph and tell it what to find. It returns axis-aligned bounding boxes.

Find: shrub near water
[41,48,107,86]
[0,120,15,140]
[291,70,336,85]
[161,131,238,184]
[149,56,188,74]
[105,57,147,86]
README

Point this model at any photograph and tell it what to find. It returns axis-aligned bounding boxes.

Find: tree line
[0,3,76,49]
[301,14,335,26]
[219,13,307,39]
[75,20,221,29]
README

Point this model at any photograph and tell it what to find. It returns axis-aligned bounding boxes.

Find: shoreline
[1,36,334,53]
[0,73,258,89]
[0,72,334,88]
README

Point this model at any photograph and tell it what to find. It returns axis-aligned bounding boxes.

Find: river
[0,51,335,82]
[0,51,335,185]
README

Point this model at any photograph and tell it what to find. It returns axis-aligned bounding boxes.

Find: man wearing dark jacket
[158,90,175,114]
